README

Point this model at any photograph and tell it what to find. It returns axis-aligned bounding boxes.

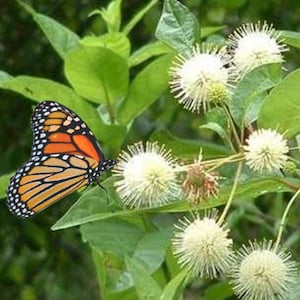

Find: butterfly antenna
[96,181,110,205]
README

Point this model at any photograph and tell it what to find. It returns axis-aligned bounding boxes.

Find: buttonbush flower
[228,21,288,77]
[229,240,298,300]
[172,211,234,278]
[113,141,180,208]
[244,129,289,173]
[182,154,219,204]
[169,44,233,113]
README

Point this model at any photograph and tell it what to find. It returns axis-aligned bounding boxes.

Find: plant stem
[206,153,245,172]
[203,153,243,167]
[222,104,242,151]
[278,178,300,192]
[274,189,300,250]
[218,161,243,225]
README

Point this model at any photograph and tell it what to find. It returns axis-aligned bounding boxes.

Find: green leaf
[160,269,189,300]
[0,70,12,82]
[51,174,292,230]
[91,249,138,300]
[258,68,300,137]
[19,1,79,59]
[0,173,13,199]
[163,176,292,212]
[122,0,159,35]
[51,177,121,230]
[81,218,145,258]
[200,122,227,141]
[201,26,226,38]
[80,33,130,60]
[0,75,105,137]
[89,0,122,33]
[117,54,174,125]
[129,41,174,67]
[125,256,162,300]
[65,46,129,105]
[155,0,200,53]
[280,30,300,49]
[151,130,231,160]
[95,123,127,155]
[205,282,233,300]
[133,227,173,273]
[0,75,124,151]
[91,250,111,300]
[228,64,282,127]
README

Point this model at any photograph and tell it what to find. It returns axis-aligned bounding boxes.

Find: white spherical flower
[172,211,234,278]
[169,44,234,113]
[244,129,289,173]
[228,21,288,77]
[113,141,180,208]
[229,240,298,300]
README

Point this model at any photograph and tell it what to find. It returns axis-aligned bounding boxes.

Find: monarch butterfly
[6,101,117,218]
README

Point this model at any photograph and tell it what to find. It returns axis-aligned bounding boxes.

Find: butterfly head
[103,159,118,171]
[89,159,118,183]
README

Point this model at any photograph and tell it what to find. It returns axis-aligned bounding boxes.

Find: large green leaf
[81,218,145,258]
[0,173,13,199]
[160,269,189,300]
[0,75,100,135]
[258,68,300,137]
[19,1,79,59]
[125,256,162,300]
[155,0,200,53]
[51,175,292,230]
[51,178,121,230]
[133,226,173,273]
[0,75,125,151]
[80,33,130,60]
[65,46,129,105]
[91,249,138,300]
[117,54,174,125]
[228,64,282,128]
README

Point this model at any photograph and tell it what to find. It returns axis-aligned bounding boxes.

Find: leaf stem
[274,189,300,250]
[218,161,243,225]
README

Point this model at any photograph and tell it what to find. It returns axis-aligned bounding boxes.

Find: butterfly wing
[31,101,104,163]
[6,153,99,218]
[7,101,117,218]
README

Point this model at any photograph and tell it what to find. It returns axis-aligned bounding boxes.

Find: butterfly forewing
[31,101,104,163]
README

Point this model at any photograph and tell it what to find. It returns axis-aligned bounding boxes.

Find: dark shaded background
[1,1,300,299]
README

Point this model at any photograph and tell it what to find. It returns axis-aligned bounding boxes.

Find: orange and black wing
[6,101,117,218]
[31,101,103,163]
[6,153,99,218]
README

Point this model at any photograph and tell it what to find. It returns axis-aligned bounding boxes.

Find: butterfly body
[6,101,117,218]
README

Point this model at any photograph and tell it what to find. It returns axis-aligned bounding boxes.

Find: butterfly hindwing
[6,153,99,218]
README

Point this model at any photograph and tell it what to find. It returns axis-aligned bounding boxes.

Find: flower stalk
[274,189,300,250]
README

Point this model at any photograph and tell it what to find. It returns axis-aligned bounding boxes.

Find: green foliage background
[1,1,300,299]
